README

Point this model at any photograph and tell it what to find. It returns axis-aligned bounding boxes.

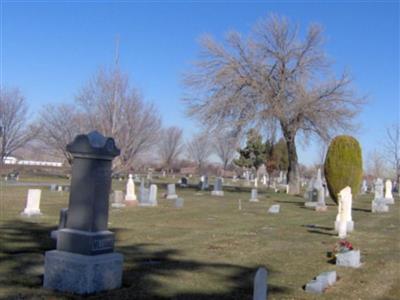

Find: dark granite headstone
[214,177,222,191]
[180,177,188,187]
[59,208,68,229]
[57,131,120,255]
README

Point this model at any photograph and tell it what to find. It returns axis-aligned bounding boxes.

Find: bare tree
[186,133,213,173]
[76,67,162,171]
[0,88,37,163]
[213,130,239,173]
[183,15,363,194]
[384,123,400,183]
[157,126,184,172]
[38,104,86,164]
[366,150,387,179]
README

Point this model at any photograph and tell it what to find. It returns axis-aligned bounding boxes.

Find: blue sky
[2,1,399,165]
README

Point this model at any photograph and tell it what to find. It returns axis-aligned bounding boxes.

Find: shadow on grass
[307,229,337,237]
[352,207,372,213]
[275,200,303,206]
[0,220,290,300]
[302,224,334,231]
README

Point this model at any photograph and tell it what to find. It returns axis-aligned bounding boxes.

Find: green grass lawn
[0,178,399,299]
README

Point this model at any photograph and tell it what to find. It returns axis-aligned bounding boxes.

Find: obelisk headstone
[335,186,354,238]
[43,131,123,295]
[125,174,137,205]
[384,179,394,204]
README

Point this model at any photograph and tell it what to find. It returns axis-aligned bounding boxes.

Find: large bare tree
[76,67,162,171]
[38,104,86,164]
[0,88,37,163]
[183,15,363,194]
[157,126,184,172]
[213,130,239,172]
[186,133,213,173]
[384,123,400,183]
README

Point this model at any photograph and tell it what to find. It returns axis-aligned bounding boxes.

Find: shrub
[324,135,363,204]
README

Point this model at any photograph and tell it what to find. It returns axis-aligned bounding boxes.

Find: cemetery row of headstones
[14,131,397,298]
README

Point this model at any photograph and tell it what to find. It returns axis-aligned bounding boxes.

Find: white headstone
[175,197,184,208]
[21,189,42,216]
[250,189,259,202]
[335,186,353,238]
[262,174,267,185]
[254,177,258,188]
[268,204,280,214]
[125,174,137,201]
[384,179,394,204]
[112,190,125,208]
[253,267,267,300]
[361,180,368,194]
[148,184,158,206]
[166,184,178,199]
[374,178,384,200]
[372,178,390,211]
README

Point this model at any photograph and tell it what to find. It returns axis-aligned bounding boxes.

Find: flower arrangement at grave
[328,239,354,259]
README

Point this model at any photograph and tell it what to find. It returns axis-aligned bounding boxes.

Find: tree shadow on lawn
[306,229,337,237]
[0,220,290,300]
[352,207,372,213]
[275,200,303,207]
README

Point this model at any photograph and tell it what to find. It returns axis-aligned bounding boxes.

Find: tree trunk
[282,128,300,195]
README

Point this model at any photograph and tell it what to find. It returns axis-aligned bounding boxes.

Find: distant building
[3,156,18,164]
[2,156,63,167]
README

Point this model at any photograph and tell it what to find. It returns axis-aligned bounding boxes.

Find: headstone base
[125,195,137,201]
[372,199,389,212]
[175,198,184,208]
[336,250,361,268]
[315,205,327,212]
[43,250,123,294]
[211,191,224,196]
[166,194,178,200]
[125,200,138,206]
[335,220,354,232]
[268,204,280,214]
[305,279,324,294]
[249,198,259,202]
[305,271,336,294]
[304,202,317,208]
[21,209,42,217]
[50,230,59,240]
[111,203,126,208]
[139,203,157,207]
[384,197,394,205]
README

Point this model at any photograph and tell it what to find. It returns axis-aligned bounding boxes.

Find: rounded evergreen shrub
[324,135,363,204]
